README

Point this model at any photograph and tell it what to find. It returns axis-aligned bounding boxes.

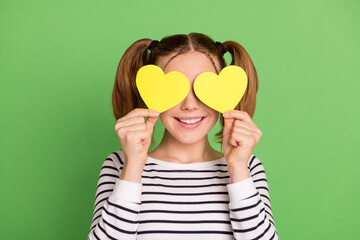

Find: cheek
[209,111,220,125]
[159,113,173,126]
[159,115,166,124]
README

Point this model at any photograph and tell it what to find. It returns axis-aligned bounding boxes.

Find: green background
[1,0,359,239]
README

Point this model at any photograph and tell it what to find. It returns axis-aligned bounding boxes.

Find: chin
[173,132,208,145]
[176,138,204,145]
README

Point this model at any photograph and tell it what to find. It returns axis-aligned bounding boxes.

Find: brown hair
[111,32,259,152]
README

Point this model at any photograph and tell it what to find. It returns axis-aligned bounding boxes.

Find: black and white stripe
[88,150,279,240]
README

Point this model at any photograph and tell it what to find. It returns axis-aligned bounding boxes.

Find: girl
[88,33,279,240]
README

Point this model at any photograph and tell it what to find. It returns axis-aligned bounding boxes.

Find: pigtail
[223,41,259,119]
[112,38,152,120]
[112,38,158,152]
[215,41,259,150]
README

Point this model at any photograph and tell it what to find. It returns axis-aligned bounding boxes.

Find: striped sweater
[87,150,279,240]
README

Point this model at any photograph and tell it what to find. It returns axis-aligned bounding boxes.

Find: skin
[119,50,263,184]
[148,51,224,164]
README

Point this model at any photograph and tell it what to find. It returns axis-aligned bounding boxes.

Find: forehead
[156,51,218,78]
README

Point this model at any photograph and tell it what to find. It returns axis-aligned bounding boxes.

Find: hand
[115,108,159,165]
[222,110,262,167]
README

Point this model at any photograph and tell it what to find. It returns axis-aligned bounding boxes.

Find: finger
[117,108,160,122]
[229,132,257,148]
[223,116,235,135]
[232,126,261,142]
[233,125,261,143]
[115,117,145,131]
[223,110,257,128]
[117,123,147,135]
[233,119,255,131]
[145,115,159,134]
[232,126,254,136]
[233,119,262,136]
[126,130,150,144]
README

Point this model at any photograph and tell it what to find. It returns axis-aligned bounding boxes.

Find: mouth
[174,116,206,129]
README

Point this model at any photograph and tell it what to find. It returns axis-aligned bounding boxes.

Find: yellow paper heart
[136,64,190,113]
[193,65,248,113]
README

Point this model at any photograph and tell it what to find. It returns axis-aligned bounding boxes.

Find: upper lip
[175,116,205,120]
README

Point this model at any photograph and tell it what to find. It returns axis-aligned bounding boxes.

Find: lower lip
[175,117,205,129]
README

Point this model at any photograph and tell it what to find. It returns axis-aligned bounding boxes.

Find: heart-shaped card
[135,64,248,113]
[135,64,190,113]
[193,65,248,113]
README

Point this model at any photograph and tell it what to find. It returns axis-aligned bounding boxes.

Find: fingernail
[153,111,159,115]
[223,112,228,117]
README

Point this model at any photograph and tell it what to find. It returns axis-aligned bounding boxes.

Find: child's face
[155,51,220,144]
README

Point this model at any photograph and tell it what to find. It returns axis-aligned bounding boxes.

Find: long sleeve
[87,152,142,240]
[226,155,279,240]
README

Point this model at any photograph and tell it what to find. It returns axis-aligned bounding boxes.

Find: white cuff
[109,178,142,204]
[226,177,258,202]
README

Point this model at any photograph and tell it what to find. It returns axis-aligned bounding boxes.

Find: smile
[174,117,205,129]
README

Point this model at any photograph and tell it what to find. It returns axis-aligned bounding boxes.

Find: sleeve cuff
[109,178,142,204]
[226,177,258,202]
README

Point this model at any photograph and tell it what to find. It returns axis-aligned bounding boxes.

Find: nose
[180,85,201,111]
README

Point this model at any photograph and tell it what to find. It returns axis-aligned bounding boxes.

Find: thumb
[223,116,234,136]
[222,116,234,146]
[145,115,159,134]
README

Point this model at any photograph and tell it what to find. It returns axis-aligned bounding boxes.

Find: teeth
[179,117,203,124]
